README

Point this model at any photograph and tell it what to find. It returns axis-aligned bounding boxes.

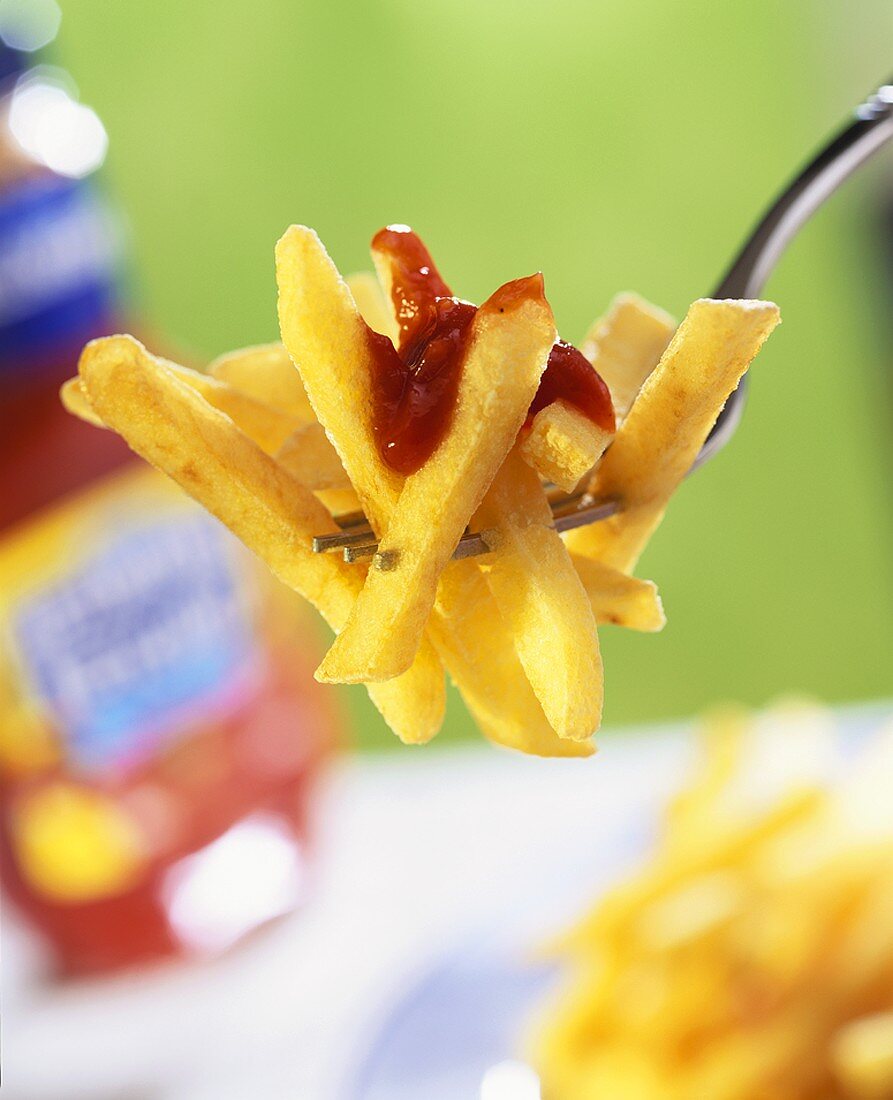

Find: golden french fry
[207,342,316,422]
[60,376,104,428]
[580,292,676,421]
[475,448,602,741]
[568,299,780,573]
[167,362,302,454]
[275,421,359,513]
[79,337,351,618]
[66,353,302,456]
[346,271,398,341]
[569,553,665,631]
[317,278,556,683]
[276,422,352,490]
[428,561,594,757]
[521,399,614,492]
[78,335,445,745]
[365,636,447,748]
[276,226,403,535]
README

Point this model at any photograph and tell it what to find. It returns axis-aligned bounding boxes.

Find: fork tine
[313,529,377,553]
[553,497,619,533]
[453,533,491,559]
[343,542,378,563]
[317,494,620,561]
[333,509,373,530]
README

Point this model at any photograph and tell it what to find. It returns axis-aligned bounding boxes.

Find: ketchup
[365,303,476,477]
[366,225,614,476]
[529,341,615,432]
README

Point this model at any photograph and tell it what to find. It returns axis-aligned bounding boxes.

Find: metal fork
[315,76,893,563]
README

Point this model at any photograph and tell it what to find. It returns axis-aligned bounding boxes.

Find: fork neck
[712,78,893,300]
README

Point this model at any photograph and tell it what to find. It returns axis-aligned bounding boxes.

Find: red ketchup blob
[365,225,613,476]
[528,341,615,433]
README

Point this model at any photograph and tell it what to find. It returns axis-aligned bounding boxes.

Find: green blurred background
[57,0,892,748]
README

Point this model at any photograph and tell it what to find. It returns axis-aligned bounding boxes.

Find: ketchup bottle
[0,39,338,977]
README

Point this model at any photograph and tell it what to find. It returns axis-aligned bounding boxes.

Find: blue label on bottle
[0,174,120,371]
[13,514,257,771]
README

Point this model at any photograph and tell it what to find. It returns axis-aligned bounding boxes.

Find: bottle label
[0,175,121,371]
[0,469,260,775]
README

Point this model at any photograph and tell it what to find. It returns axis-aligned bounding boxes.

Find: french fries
[276,422,352,490]
[77,335,444,745]
[475,448,602,741]
[580,292,676,421]
[535,704,893,1100]
[428,562,594,758]
[276,226,589,752]
[316,277,555,683]
[520,400,613,492]
[568,299,780,573]
[170,363,301,454]
[313,486,361,516]
[65,356,302,456]
[276,226,404,536]
[63,222,779,754]
[346,271,399,341]
[570,554,665,631]
[207,342,315,422]
[518,293,672,492]
[60,376,104,427]
[66,347,359,516]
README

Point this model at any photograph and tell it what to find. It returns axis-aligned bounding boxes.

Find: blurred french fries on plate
[534,704,893,1099]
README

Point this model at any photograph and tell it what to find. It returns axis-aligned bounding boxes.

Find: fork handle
[694,77,893,470]
[713,77,893,299]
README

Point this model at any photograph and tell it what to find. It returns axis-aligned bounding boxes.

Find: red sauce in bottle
[365,225,614,477]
